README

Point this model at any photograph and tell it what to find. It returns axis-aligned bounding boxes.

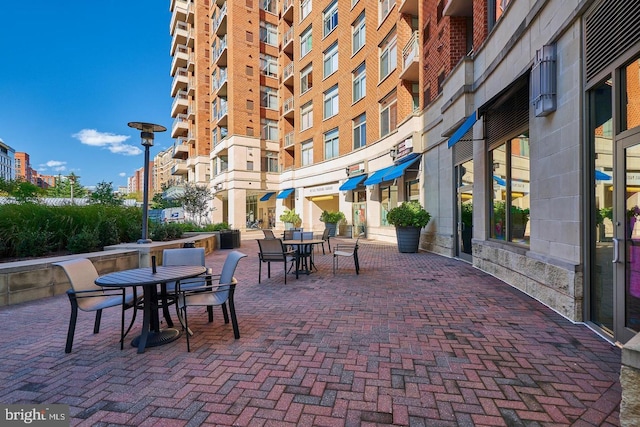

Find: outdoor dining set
[51,229,362,355]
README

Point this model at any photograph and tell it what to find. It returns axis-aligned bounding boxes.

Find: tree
[89,181,123,206]
[47,173,87,199]
[178,182,213,226]
[12,181,44,203]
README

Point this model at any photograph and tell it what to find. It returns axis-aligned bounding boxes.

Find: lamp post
[128,122,167,244]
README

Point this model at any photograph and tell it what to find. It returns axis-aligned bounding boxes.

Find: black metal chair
[53,258,139,353]
[257,238,297,284]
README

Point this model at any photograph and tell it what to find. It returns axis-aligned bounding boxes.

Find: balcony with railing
[171,67,189,96]
[282,97,294,118]
[170,0,189,31]
[171,90,189,117]
[212,2,227,36]
[172,142,189,160]
[212,67,228,96]
[398,0,419,16]
[281,0,293,22]
[171,22,189,54]
[212,35,228,66]
[284,131,295,149]
[282,62,294,86]
[171,113,190,138]
[171,159,189,176]
[281,27,294,54]
[171,44,190,75]
[400,31,420,82]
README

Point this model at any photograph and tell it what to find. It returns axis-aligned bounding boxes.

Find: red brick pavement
[0,237,622,426]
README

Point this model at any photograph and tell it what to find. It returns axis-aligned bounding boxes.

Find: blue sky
[0,1,174,188]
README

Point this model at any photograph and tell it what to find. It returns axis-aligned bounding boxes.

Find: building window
[412,83,419,111]
[353,113,366,149]
[324,85,339,119]
[380,184,398,226]
[301,0,312,20]
[323,1,338,37]
[301,140,313,166]
[352,12,366,54]
[300,64,313,93]
[263,151,279,172]
[489,133,530,245]
[488,0,511,31]
[260,86,278,110]
[353,62,366,103]
[261,118,279,141]
[300,26,313,57]
[406,179,419,202]
[260,53,278,78]
[379,0,394,23]
[437,69,445,94]
[380,90,397,137]
[436,1,444,23]
[301,101,313,131]
[261,0,277,14]
[259,21,278,46]
[324,128,339,160]
[379,30,397,81]
[323,42,339,78]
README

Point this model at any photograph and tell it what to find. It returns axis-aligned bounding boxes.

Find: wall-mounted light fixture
[531,44,557,117]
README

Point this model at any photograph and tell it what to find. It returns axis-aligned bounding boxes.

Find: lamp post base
[137,239,153,244]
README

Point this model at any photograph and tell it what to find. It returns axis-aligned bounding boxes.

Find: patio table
[95,265,207,353]
[282,239,324,274]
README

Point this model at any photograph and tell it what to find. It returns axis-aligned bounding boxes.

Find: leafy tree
[13,181,44,203]
[151,184,181,209]
[178,182,213,226]
[47,173,87,198]
[89,181,123,206]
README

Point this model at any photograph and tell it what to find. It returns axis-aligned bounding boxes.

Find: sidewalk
[0,238,621,426]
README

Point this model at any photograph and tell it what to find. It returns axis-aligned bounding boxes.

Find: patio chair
[53,258,139,353]
[257,238,297,284]
[176,251,247,351]
[333,234,363,275]
[262,229,276,239]
[316,228,332,254]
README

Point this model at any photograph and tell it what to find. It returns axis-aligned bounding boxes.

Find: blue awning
[339,175,367,191]
[447,113,478,148]
[260,192,276,201]
[382,153,421,181]
[493,175,506,186]
[363,164,396,186]
[595,170,611,181]
[276,188,295,199]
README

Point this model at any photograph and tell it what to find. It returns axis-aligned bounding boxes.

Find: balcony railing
[282,62,294,85]
[212,2,227,34]
[213,35,228,65]
[284,132,295,148]
[282,97,294,117]
[400,31,420,82]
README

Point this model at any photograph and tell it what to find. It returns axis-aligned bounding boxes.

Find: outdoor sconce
[128,121,167,244]
[531,44,557,117]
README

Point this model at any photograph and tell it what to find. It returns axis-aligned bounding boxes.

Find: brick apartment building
[169,0,640,348]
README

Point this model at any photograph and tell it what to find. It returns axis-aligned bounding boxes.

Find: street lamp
[128,121,167,244]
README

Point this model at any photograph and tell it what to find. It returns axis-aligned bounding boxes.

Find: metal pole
[139,145,151,243]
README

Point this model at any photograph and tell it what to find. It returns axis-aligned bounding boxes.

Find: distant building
[14,152,31,182]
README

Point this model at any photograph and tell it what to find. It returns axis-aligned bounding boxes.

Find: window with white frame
[301,101,313,131]
[323,42,338,78]
[379,90,397,137]
[259,21,278,46]
[301,140,313,166]
[323,85,339,119]
[353,113,366,149]
[379,0,394,22]
[301,0,312,20]
[300,64,313,93]
[261,0,277,14]
[379,30,397,81]
[300,26,313,57]
[323,1,338,37]
[352,12,366,54]
[262,151,279,172]
[353,62,366,103]
[260,86,278,110]
[260,53,278,78]
[261,118,279,141]
[324,128,339,160]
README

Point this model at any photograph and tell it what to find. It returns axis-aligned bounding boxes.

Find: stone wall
[621,333,640,426]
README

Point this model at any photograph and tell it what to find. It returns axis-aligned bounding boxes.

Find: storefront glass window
[380,185,398,226]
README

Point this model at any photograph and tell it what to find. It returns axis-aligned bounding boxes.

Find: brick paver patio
[0,237,621,426]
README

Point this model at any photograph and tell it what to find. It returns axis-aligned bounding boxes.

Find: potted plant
[319,210,345,237]
[460,201,473,253]
[279,209,301,230]
[386,201,431,253]
[511,205,530,239]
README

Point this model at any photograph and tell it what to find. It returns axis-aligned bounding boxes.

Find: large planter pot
[324,222,338,237]
[395,226,421,253]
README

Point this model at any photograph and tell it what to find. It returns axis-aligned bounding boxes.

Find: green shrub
[386,201,431,228]
[150,222,184,241]
[67,228,100,254]
[15,230,55,257]
[97,218,120,248]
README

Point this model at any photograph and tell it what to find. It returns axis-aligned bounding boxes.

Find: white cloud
[119,172,126,177]
[72,129,142,156]
[39,160,67,172]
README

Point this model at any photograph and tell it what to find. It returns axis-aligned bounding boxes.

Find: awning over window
[493,175,506,186]
[595,170,611,181]
[382,153,421,181]
[339,175,367,191]
[363,165,396,186]
[276,188,295,199]
[260,192,276,201]
[447,113,478,148]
